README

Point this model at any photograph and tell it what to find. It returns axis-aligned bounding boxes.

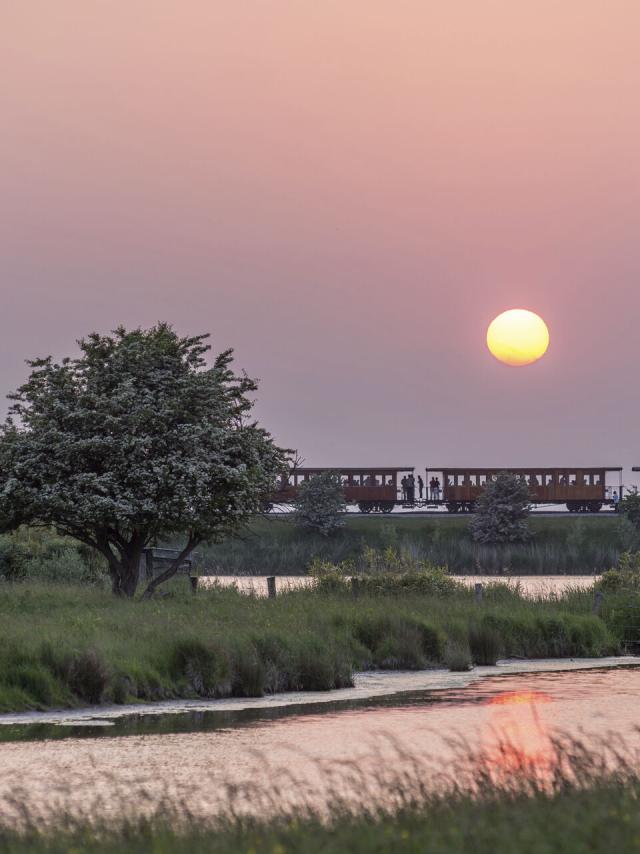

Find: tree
[469,471,532,544]
[293,471,346,536]
[619,488,640,528]
[0,325,286,598]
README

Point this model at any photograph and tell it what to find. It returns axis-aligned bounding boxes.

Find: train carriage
[272,467,414,513]
[426,467,623,513]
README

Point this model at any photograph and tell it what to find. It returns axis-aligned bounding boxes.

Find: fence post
[351,577,361,598]
[267,576,277,599]
[189,575,199,594]
[592,589,603,616]
[475,582,484,604]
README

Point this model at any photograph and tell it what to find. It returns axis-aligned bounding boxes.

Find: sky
[2,2,640,482]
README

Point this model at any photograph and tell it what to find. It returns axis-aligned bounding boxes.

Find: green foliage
[470,472,532,544]
[293,471,347,536]
[619,488,640,528]
[200,514,620,576]
[0,325,286,597]
[598,551,640,592]
[310,548,461,597]
[0,528,108,586]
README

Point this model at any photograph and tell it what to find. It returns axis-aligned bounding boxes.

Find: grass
[0,579,621,713]
[194,514,627,575]
[0,736,638,852]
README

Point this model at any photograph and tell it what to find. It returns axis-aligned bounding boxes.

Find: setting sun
[487,309,550,367]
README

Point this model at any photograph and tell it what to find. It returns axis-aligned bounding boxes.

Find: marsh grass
[0,580,619,712]
[0,735,638,852]
[196,515,623,576]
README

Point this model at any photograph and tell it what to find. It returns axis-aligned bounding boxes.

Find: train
[272,466,625,513]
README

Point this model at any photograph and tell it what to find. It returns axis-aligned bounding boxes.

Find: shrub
[67,651,109,704]
[470,472,532,544]
[293,471,347,536]
[599,552,640,592]
[0,537,28,581]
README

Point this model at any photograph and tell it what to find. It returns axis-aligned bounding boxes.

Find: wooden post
[592,590,603,616]
[189,576,199,594]
[475,582,483,604]
[351,577,361,598]
[267,576,277,599]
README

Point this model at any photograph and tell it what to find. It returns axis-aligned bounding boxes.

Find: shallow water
[200,574,598,596]
[1,662,638,822]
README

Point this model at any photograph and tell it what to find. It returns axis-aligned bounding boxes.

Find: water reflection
[200,574,598,597]
[0,668,638,822]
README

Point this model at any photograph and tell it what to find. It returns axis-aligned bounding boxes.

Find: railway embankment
[0,578,627,714]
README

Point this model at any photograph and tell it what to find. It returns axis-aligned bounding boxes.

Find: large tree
[0,325,286,597]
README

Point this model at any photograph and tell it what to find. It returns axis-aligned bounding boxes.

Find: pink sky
[2,2,640,478]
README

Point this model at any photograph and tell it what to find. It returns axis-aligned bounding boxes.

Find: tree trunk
[106,542,146,598]
[141,537,199,599]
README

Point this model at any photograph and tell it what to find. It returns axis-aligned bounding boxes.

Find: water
[200,574,598,596]
[0,662,637,822]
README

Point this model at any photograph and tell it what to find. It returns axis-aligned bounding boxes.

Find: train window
[593,474,601,485]
[569,473,577,486]
[544,473,554,486]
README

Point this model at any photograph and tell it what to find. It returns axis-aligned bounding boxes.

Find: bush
[0,538,28,581]
[66,651,110,704]
[293,471,347,536]
[598,552,640,592]
[470,472,532,544]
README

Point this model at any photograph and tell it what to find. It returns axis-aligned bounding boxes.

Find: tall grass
[195,515,624,575]
[0,736,638,852]
[0,580,618,713]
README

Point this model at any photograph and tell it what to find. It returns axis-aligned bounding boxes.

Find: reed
[0,580,618,713]
[0,736,637,853]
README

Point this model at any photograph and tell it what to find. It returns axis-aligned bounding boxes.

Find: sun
[486,309,549,367]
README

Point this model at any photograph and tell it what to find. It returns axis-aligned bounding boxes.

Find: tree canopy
[0,324,286,597]
[469,471,532,544]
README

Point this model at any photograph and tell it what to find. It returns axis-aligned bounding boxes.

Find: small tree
[0,324,286,597]
[470,471,532,544]
[620,489,640,528]
[293,471,346,536]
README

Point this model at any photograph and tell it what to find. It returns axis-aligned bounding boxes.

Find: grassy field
[196,513,628,575]
[0,579,620,713]
[0,737,638,853]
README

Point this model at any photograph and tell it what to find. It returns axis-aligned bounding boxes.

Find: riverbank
[1,656,636,729]
[0,581,623,713]
[196,514,627,575]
